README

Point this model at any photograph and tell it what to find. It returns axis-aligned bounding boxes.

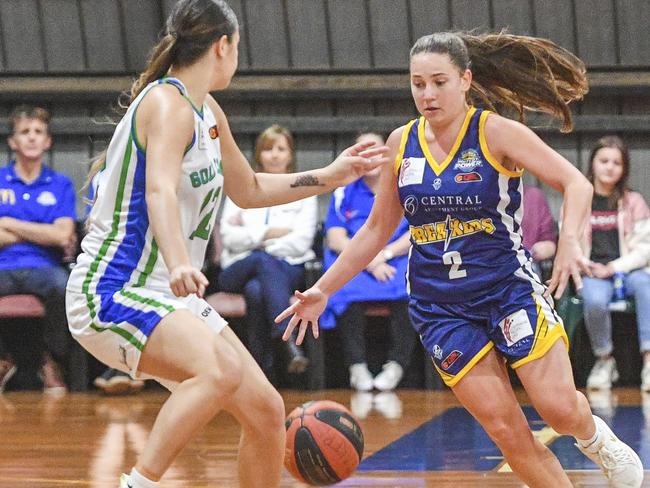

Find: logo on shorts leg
[441,350,462,370]
[119,344,130,369]
[201,306,212,318]
[432,344,443,360]
[498,309,533,347]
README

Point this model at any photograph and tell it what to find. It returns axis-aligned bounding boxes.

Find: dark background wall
[0,0,648,216]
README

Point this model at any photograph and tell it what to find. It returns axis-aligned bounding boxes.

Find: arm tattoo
[289,174,324,188]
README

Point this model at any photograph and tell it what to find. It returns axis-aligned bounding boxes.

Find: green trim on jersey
[134,240,159,288]
[89,321,145,351]
[82,133,134,319]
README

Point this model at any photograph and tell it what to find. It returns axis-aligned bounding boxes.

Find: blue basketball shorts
[408,270,568,388]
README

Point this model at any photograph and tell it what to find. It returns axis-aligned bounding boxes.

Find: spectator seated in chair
[579,136,650,391]
[322,132,417,392]
[216,125,317,380]
[0,106,77,394]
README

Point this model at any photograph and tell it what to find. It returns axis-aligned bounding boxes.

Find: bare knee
[538,393,580,434]
[194,343,243,398]
[484,418,533,454]
[248,387,285,435]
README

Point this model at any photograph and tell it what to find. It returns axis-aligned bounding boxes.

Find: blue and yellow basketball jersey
[395,107,531,303]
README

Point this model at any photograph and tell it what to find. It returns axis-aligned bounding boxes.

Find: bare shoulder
[138,84,194,127]
[483,112,537,152]
[386,124,409,149]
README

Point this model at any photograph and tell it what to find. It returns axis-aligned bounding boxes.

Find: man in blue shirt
[0,106,76,393]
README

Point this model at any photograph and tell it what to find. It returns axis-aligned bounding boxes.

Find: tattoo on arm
[290,175,324,188]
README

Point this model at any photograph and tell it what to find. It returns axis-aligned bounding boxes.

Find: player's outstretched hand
[326,140,390,188]
[545,235,591,299]
[169,265,209,298]
[276,287,329,346]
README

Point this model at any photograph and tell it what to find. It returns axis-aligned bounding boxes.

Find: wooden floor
[0,388,647,487]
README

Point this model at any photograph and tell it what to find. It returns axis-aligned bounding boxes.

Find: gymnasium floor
[0,388,648,487]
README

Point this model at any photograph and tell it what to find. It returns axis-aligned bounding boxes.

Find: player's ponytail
[85,0,238,197]
[411,32,588,132]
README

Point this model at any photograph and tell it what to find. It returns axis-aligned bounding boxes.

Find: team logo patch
[499,309,533,347]
[441,350,462,370]
[432,345,443,360]
[209,125,219,139]
[453,149,483,171]
[36,191,57,206]
[403,195,418,216]
[398,157,426,187]
[433,178,442,190]
[454,172,482,183]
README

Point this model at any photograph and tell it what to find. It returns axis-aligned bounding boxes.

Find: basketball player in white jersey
[65,2,389,487]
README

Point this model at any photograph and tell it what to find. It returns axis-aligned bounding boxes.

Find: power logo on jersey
[453,149,483,171]
[410,214,496,248]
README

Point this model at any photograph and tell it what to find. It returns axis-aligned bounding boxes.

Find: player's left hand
[275,286,329,345]
[545,234,591,299]
[326,141,390,188]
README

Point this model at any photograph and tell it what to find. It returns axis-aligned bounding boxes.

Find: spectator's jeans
[218,251,304,371]
[0,266,70,361]
[337,300,417,370]
[582,269,650,356]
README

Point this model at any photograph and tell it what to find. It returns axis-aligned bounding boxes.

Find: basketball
[284,400,364,486]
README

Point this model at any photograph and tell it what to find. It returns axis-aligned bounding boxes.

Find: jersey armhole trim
[130,82,197,156]
[393,119,417,176]
[479,111,524,178]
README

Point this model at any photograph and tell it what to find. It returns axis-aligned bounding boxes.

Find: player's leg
[134,309,244,481]
[451,348,573,487]
[219,326,286,487]
[517,340,643,487]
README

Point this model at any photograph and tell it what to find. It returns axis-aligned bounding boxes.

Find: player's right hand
[169,265,209,298]
[276,287,329,345]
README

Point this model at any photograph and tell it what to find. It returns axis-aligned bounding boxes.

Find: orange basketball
[284,400,364,486]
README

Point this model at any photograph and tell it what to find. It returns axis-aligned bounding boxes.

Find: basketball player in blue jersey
[279,32,643,487]
[65,2,389,488]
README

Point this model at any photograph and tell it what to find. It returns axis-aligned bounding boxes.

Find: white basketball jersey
[69,78,224,297]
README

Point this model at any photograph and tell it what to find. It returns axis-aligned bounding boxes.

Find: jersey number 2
[442,251,467,279]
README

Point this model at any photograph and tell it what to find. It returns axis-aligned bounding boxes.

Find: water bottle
[612,272,626,301]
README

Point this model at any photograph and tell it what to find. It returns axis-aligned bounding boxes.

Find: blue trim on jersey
[95,147,149,294]
[97,292,163,338]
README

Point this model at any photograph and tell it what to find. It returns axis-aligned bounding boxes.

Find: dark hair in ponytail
[86,0,238,190]
[410,32,588,132]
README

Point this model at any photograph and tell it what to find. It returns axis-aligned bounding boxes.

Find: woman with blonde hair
[218,124,317,378]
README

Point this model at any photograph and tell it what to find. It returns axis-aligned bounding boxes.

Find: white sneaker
[576,415,644,488]
[119,474,131,488]
[349,363,373,391]
[641,362,650,392]
[587,357,619,390]
[373,361,404,391]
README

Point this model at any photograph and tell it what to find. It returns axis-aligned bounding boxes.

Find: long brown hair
[253,125,296,173]
[586,135,630,206]
[85,0,238,189]
[410,32,588,132]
